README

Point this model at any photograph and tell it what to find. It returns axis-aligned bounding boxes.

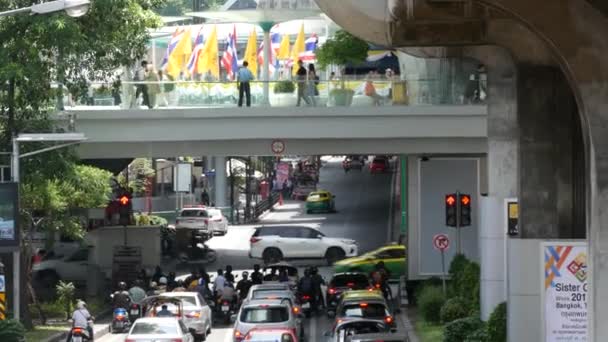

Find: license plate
[301,302,310,309]
[72,337,82,342]
[130,309,139,315]
[222,305,230,311]
[115,322,123,327]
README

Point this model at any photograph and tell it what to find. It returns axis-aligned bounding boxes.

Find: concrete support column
[214,156,227,207]
[478,49,518,320]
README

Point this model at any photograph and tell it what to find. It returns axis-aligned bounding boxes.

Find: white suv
[176,206,228,236]
[249,225,358,265]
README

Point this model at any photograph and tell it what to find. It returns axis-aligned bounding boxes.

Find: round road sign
[271,140,285,155]
[433,234,450,251]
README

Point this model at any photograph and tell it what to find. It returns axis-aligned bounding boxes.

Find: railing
[60,78,487,110]
[254,192,280,220]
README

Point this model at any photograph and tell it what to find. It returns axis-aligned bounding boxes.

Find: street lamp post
[10,133,87,321]
[0,0,90,18]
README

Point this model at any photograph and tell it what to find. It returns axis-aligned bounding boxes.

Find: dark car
[326,273,371,315]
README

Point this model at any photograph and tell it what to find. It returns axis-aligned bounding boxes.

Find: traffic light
[118,194,131,226]
[445,194,457,227]
[459,194,472,226]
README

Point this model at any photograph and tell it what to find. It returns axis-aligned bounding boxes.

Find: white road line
[387,161,398,243]
[223,327,234,342]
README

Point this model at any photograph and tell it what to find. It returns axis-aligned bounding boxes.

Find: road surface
[97,157,397,342]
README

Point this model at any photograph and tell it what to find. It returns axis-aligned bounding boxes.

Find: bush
[464,325,490,342]
[417,285,446,324]
[273,80,295,93]
[460,262,481,311]
[487,302,507,342]
[0,319,25,342]
[448,254,470,297]
[444,316,483,342]
[440,297,469,323]
[56,281,76,320]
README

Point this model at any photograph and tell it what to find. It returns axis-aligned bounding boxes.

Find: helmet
[150,281,158,288]
[76,300,86,309]
[311,266,318,274]
[242,271,249,278]
[118,281,127,290]
[159,277,168,285]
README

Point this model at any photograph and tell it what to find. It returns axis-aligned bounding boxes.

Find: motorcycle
[69,326,91,342]
[128,303,141,323]
[178,242,217,264]
[298,293,314,318]
[110,307,130,333]
[216,298,236,324]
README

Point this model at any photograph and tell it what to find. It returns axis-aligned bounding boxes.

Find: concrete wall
[85,226,162,277]
[408,156,480,279]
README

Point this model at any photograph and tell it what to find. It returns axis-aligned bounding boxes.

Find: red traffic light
[461,195,471,206]
[119,195,130,206]
[446,195,456,206]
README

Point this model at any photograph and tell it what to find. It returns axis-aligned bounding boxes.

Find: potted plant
[270,80,297,107]
[316,30,369,106]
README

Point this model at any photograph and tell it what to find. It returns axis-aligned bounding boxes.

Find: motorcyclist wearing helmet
[66,300,94,342]
[370,261,391,299]
[112,282,132,309]
[225,265,235,283]
[310,266,326,309]
[236,271,253,301]
[251,264,263,285]
[298,268,316,310]
[158,276,168,293]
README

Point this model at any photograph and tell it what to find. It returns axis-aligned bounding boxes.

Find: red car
[370,157,389,173]
[243,328,298,342]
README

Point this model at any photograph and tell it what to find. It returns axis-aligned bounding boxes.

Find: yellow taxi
[333,244,405,279]
[305,190,336,214]
[334,290,395,330]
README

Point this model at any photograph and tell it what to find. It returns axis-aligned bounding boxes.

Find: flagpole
[262,29,271,105]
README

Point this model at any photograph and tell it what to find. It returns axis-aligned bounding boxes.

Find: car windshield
[341,303,388,318]
[308,194,322,200]
[180,210,205,217]
[331,274,369,288]
[130,321,178,335]
[168,295,197,306]
[240,307,289,323]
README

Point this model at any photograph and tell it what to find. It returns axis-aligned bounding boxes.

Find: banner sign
[542,242,588,341]
[0,183,19,248]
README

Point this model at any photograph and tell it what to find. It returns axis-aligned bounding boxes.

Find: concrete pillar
[214,156,227,207]
[479,49,518,320]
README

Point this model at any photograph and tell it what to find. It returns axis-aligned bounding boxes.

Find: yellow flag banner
[198,26,219,79]
[291,24,305,76]
[166,29,193,78]
[243,29,258,77]
[277,34,290,60]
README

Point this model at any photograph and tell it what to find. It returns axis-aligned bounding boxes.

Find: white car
[126,317,195,342]
[32,248,90,287]
[232,300,303,342]
[160,292,213,341]
[176,206,228,236]
[249,225,358,265]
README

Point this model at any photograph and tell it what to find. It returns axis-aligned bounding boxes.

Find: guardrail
[254,192,280,220]
[59,78,487,110]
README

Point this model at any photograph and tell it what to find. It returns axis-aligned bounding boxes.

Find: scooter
[69,326,92,342]
[128,303,141,324]
[298,293,314,318]
[110,307,130,333]
[216,298,236,324]
[178,241,217,264]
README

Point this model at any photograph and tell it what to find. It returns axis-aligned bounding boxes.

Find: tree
[316,29,369,86]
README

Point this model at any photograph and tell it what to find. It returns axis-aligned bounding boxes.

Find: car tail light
[250,237,261,243]
[328,288,336,295]
[186,311,201,318]
[360,302,368,307]
[375,283,381,289]
[302,295,310,300]
[293,306,300,314]
[235,330,244,341]
[385,316,394,324]
[347,282,355,288]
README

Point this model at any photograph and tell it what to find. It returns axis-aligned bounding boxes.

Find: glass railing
[59,78,487,110]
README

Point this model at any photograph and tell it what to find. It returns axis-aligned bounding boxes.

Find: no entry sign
[433,234,450,251]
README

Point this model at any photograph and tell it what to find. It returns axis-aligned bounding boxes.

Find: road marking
[387,160,397,243]
[223,327,234,342]
[309,315,317,341]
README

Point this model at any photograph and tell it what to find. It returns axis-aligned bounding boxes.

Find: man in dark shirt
[295,60,310,106]
[251,264,263,285]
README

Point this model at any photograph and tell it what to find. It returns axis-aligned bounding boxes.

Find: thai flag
[221,25,238,80]
[186,28,204,75]
[257,38,279,74]
[161,28,184,70]
[271,28,281,54]
[300,33,318,61]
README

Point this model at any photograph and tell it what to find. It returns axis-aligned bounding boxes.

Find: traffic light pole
[456,191,461,255]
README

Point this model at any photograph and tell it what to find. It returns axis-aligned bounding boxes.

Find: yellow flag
[243,28,258,77]
[197,25,219,79]
[291,24,305,75]
[277,34,290,60]
[166,28,193,78]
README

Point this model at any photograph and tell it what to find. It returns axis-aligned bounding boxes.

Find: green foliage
[417,285,446,324]
[464,325,490,342]
[273,80,295,93]
[487,302,507,342]
[460,262,481,311]
[443,316,483,342]
[440,297,470,323]
[316,30,369,70]
[118,158,155,196]
[157,0,227,15]
[134,213,168,227]
[69,165,113,208]
[449,254,469,278]
[0,319,26,342]
[55,281,76,320]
